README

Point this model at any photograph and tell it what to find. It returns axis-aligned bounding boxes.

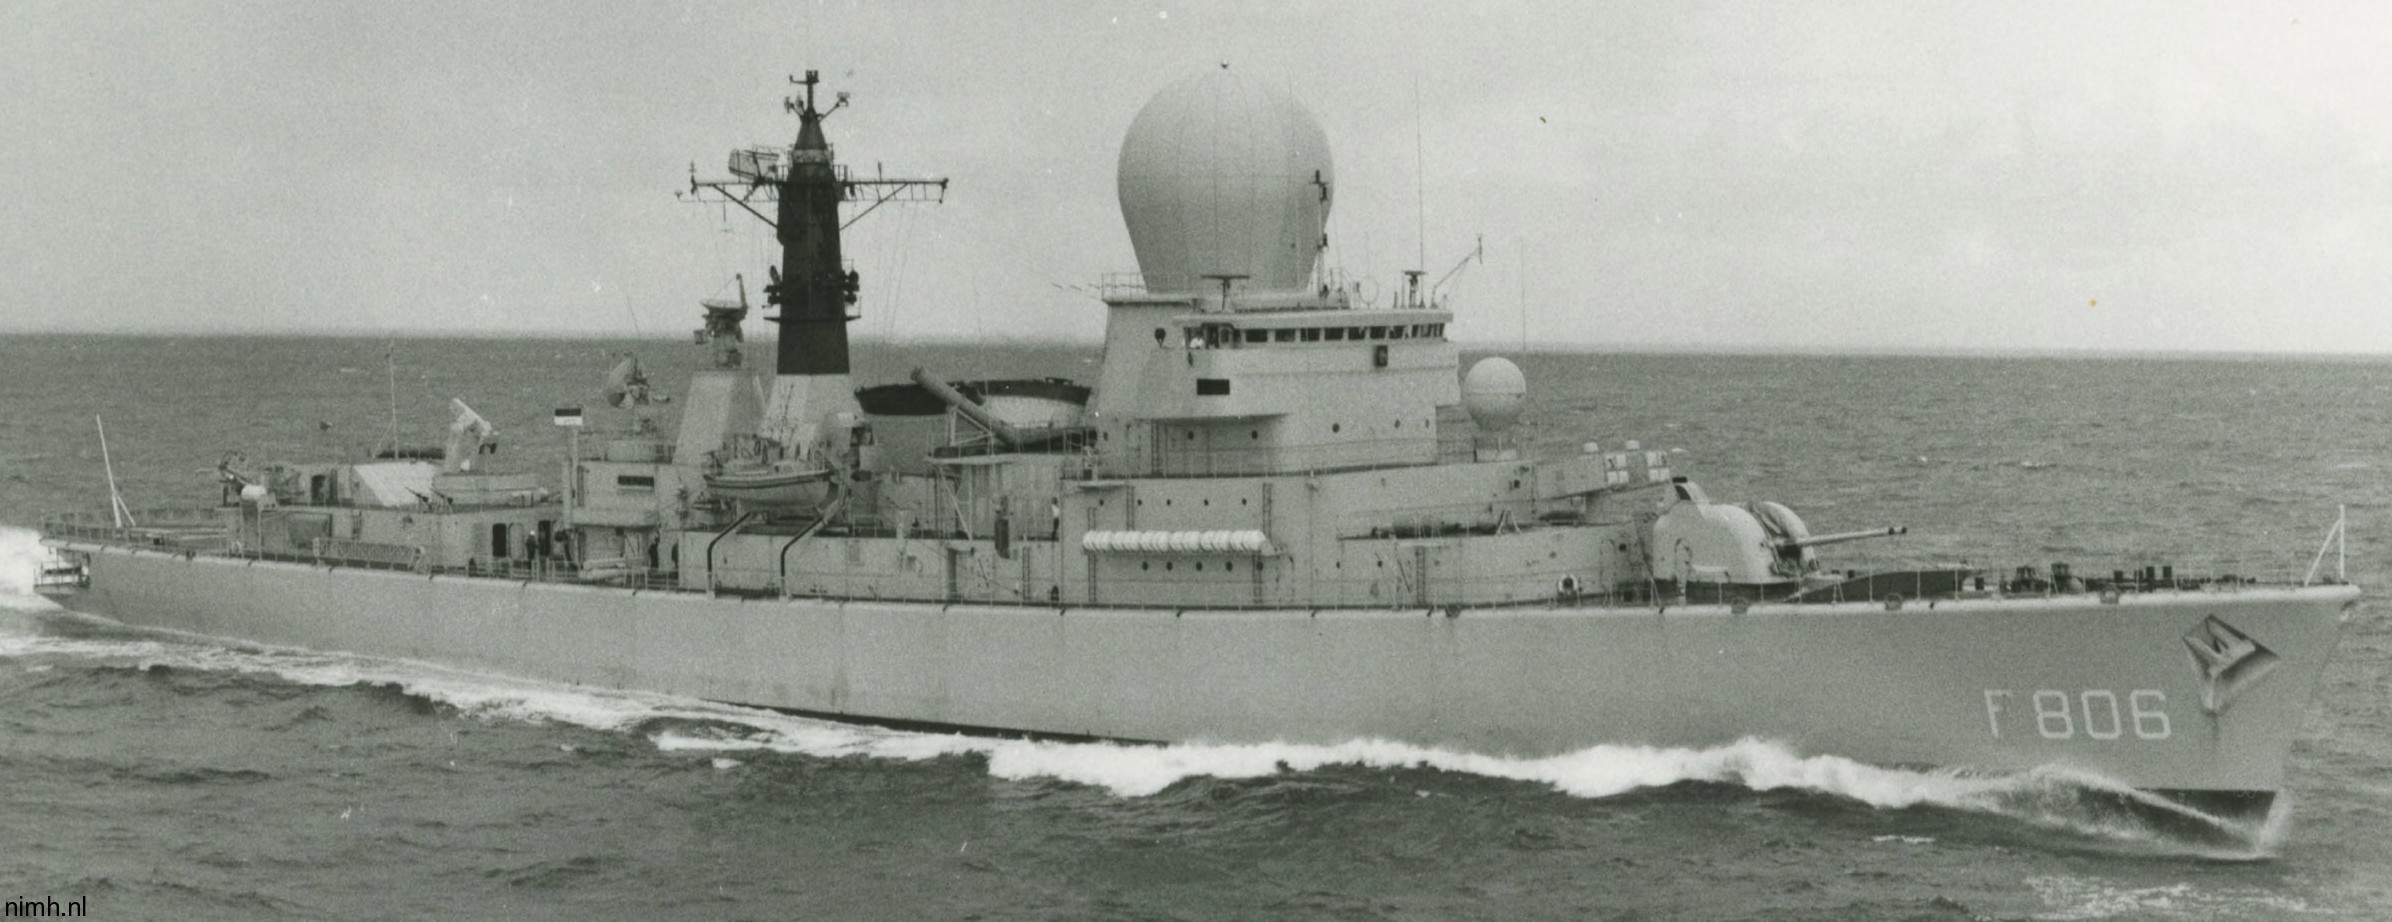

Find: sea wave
[2023,875,2315,921]
[653,726,2238,844]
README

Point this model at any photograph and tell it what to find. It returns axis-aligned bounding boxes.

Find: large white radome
[1462,357,1527,433]
[1117,70,1333,294]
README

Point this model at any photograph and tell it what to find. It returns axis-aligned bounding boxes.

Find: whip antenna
[96,416,134,529]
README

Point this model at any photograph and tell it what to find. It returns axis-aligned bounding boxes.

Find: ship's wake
[652,724,2272,849]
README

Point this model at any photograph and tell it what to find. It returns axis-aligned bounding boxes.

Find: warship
[38,70,2358,823]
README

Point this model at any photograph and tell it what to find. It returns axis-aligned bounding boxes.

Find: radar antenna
[785,70,848,120]
[695,274,751,370]
[442,399,496,474]
[679,73,948,233]
[603,355,672,405]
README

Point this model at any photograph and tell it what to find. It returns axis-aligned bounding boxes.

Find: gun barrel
[1790,526,1908,549]
[910,368,1022,447]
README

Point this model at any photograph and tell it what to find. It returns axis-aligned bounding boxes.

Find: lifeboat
[702,462,834,508]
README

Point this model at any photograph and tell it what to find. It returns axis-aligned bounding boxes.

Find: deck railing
[41,510,2310,614]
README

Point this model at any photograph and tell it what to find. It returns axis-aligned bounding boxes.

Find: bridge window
[1368,326,1388,339]
[1273,329,1296,342]
[1243,328,1267,344]
[1325,327,1347,341]
[1301,328,1322,342]
[1196,378,1231,396]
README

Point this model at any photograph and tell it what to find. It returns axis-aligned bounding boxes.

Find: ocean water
[1,336,2388,921]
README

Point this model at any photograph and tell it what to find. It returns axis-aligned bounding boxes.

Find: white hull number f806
[1983,689,2171,740]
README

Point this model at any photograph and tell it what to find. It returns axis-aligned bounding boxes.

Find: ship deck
[39,512,2347,615]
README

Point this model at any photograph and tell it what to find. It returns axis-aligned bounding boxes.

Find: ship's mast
[772,70,855,378]
[681,70,945,460]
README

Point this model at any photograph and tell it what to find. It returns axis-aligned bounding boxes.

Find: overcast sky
[4,1,2387,353]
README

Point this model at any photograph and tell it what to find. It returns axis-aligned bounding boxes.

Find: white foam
[0,525,63,611]
[651,721,2140,831]
[2025,875,2313,920]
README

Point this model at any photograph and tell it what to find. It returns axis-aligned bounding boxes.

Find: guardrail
[42,513,2312,613]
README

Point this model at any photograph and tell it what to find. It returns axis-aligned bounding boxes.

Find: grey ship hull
[49,540,2355,806]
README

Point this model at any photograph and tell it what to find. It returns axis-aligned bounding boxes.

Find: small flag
[553,407,584,427]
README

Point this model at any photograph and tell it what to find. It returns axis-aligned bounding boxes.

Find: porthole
[1141,561,1150,570]
[1332,423,1341,433]
[1195,562,1204,571]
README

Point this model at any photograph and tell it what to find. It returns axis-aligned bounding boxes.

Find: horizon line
[2,327,2387,363]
